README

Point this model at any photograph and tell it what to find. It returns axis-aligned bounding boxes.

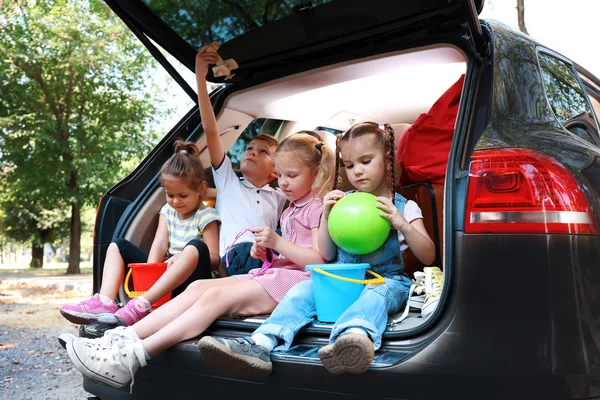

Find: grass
[0,261,93,275]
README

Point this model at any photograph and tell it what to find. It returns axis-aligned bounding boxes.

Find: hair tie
[315,141,326,152]
[180,149,188,155]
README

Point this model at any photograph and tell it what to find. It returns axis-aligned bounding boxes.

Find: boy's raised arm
[195,43,225,168]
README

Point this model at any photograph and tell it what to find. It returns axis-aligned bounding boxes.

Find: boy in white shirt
[196,43,287,276]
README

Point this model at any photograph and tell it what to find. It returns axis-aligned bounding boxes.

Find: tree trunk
[66,204,81,274]
[30,242,44,268]
[516,0,529,35]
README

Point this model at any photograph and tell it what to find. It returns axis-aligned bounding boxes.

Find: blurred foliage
[0,0,168,271]
[141,0,331,49]
[538,53,591,122]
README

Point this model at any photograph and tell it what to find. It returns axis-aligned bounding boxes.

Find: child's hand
[376,196,410,231]
[195,42,221,78]
[322,190,346,220]
[250,226,280,250]
[250,242,268,262]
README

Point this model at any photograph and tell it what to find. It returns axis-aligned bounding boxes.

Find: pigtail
[383,123,396,196]
[334,134,343,190]
[312,142,335,199]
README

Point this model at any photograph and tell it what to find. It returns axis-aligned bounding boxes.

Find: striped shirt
[159,203,220,256]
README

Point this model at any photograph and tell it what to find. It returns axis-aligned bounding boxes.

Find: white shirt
[398,199,423,252]
[212,155,287,257]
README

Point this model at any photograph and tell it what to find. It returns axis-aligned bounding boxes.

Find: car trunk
[85,0,494,398]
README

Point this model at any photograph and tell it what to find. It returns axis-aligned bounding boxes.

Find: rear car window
[139,0,334,50]
[538,52,599,145]
[228,118,284,169]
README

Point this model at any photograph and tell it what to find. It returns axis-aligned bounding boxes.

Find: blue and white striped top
[159,203,220,257]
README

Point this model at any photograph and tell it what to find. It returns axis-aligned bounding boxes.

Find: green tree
[0,0,165,273]
[0,198,68,268]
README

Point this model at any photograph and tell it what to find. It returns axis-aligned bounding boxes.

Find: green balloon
[328,192,391,255]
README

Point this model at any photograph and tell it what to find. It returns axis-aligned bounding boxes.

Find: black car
[84,0,600,399]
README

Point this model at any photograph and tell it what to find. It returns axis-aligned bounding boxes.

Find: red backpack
[396,74,464,186]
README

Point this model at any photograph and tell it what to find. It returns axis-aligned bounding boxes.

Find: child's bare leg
[142,245,200,304]
[142,280,277,357]
[98,242,125,299]
[133,276,238,339]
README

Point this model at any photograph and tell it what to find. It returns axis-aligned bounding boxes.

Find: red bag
[396,74,464,186]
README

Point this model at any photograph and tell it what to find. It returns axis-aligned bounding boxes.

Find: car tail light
[464,148,598,234]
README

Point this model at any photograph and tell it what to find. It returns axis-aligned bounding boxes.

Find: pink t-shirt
[235,193,322,302]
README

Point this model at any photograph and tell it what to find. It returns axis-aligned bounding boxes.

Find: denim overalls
[254,193,413,351]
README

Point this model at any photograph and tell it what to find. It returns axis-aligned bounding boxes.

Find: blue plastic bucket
[306,263,384,323]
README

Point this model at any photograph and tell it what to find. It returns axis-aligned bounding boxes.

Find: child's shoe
[58,326,139,350]
[317,333,374,375]
[59,294,118,325]
[64,335,147,390]
[113,299,151,326]
[198,336,272,377]
[421,266,443,318]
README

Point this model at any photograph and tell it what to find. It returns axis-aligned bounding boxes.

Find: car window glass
[140,0,334,50]
[315,126,343,135]
[228,118,285,169]
[539,52,597,145]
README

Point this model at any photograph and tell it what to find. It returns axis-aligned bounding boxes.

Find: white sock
[345,327,368,337]
[142,344,151,361]
[121,326,140,340]
[135,297,152,311]
[251,333,278,351]
[98,294,115,306]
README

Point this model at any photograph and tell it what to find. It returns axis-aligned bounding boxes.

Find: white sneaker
[408,271,427,310]
[58,326,138,351]
[65,335,147,390]
[421,267,443,318]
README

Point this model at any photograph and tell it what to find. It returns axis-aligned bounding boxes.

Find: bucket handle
[312,268,385,285]
[124,268,145,298]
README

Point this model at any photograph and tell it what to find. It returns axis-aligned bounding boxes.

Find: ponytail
[160,139,205,189]
[312,141,335,199]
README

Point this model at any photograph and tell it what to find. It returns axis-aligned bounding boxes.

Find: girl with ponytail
[60,139,220,327]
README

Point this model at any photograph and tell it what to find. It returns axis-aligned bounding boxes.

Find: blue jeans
[254,274,412,351]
